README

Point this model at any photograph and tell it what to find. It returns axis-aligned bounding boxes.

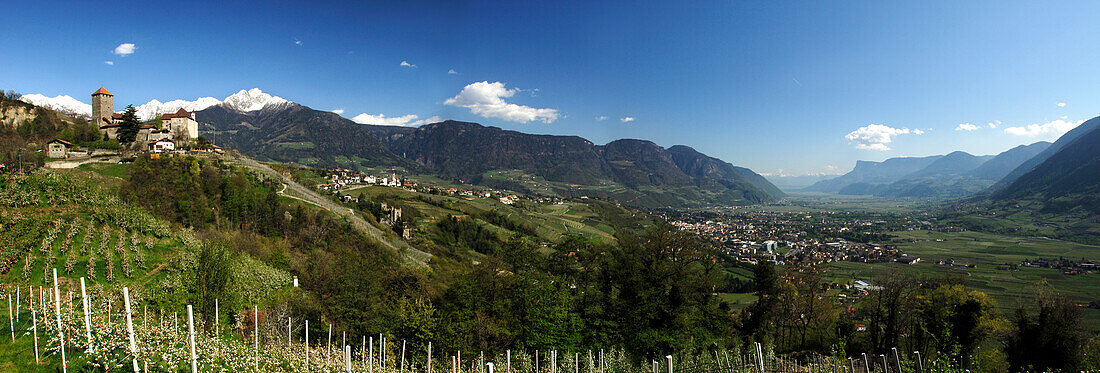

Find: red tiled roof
[93,87,113,96]
[47,139,73,146]
[161,108,192,119]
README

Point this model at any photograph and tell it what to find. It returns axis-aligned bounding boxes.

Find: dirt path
[44,156,121,169]
[230,156,432,267]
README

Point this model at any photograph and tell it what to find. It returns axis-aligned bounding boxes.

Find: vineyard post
[880,355,888,373]
[15,287,19,322]
[53,268,67,373]
[576,352,580,373]
[914,351,923,373]
[346,345,352,373]
[458,350,462,372]
[370,336,374,373]
[506,349,509,373]
[401,339,406,373]
[892,348,901,373]
[214,298,219,337]
[305,320,310,369]
[452,355,456,373]
[328,323,332,354]
[363,336,367,368]
[666,355,672,373]
[487,362,495,373]
[124,287,139,373]
[288,317,292,347]
[862,353,870,373]
[7,294,13,342]
[343,331,346,357]
[849,358,854,373]
[187,305,197,373]
[756,342,765,373]
[80,277,91,351]
[254,305,259,370]
[108,299,111,325]
[32,299,39,363]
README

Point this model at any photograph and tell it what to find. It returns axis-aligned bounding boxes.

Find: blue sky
[3,1,1099,176]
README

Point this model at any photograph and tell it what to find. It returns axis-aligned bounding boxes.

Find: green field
[823,229,1100,331]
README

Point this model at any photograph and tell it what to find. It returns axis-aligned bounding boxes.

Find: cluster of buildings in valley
[666,210,919,266]
[1008,257,1099,275]
[318,167,562,206]
[47,87,209,158]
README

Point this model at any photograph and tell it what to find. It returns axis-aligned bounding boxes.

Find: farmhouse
[46,139,73,158]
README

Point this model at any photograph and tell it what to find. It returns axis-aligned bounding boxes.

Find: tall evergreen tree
[116,104,141,144]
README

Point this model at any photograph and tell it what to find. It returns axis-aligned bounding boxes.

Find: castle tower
[91,87,114,125]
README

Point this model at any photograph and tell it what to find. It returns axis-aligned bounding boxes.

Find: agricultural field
[823,229,1100,331]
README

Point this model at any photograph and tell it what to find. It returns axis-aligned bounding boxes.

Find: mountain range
[804,141,1052,198]
[20,88,288,121]
[188,96,783,207]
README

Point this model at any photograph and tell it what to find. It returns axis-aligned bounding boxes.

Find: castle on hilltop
[92,87,198,148]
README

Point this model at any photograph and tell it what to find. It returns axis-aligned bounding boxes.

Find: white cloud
[1057,102,1066,107]
[620,117,635,123]
[1061,115,1068,119]
[844,124,913,151]
[955,123,978,131]
[988,120,1001,128]
[295,39,303,46]
[104,61,114,65]
[332,109,345,115]
[113,43,136,56]
[1003,118,1084,137]
[913,129,925,135]
[400,61,417,68]
[351,113,441,127]
[444,81,559,124]
[596,116,608,121]
[447,69,458,75]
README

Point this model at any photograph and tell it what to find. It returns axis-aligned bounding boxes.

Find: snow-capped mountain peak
[222,88,289,112]
[19,94,92,118]
[19,88,292,121]
[135,97,221,121]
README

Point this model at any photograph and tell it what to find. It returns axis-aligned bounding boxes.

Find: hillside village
[1,87,221,163]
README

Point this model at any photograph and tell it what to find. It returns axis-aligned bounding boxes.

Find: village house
[46,139,73,158]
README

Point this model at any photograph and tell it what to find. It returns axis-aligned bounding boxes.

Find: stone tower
[91,87,114,124]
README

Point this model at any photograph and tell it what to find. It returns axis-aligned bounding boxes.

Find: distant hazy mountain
[802,155,942,193]
[810,142,1052,199]
[968,141,1051,181]
[991,116,1100,190]
[869,151,994,198]
[764,174,840,191]
[994,117,1100,213]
